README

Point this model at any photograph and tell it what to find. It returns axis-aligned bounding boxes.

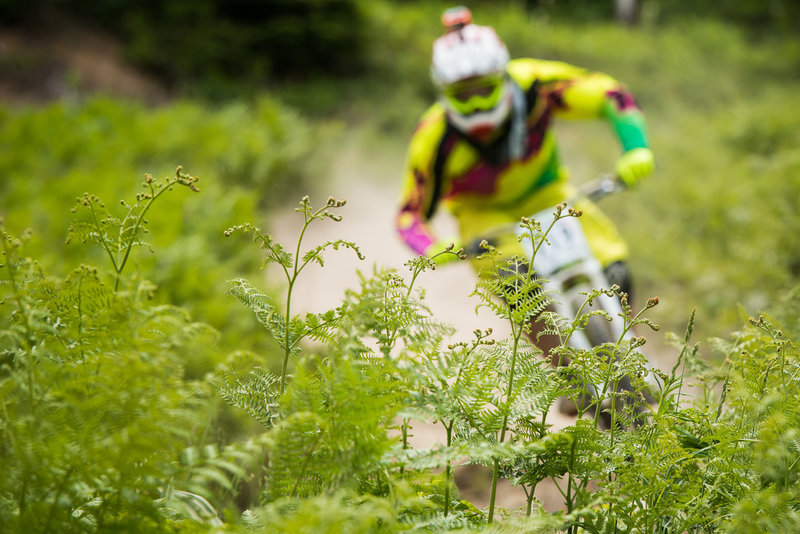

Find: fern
[227,278,290,351]
[225,196,364,395]
[213,367,282,429]
[66,167,200,291]
[0,176,254,533]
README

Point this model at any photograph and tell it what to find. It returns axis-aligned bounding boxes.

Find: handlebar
[575,174,627,203]
[463,175,626,258]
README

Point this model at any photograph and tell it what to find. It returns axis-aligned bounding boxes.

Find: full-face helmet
[431,8,512,137]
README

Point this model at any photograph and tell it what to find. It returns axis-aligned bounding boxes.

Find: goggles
[441,73,507,115]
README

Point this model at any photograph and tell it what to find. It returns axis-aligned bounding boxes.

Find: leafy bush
[0,95,331,357]
[0,174,260,532]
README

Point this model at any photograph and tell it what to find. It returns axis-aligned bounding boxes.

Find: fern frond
[253,488,400,533]
[177,438,266,501]
[64,219,106,247]
[393,443,465,472]
[212,367,281,428]
[396,405,438,425]
[241,508,264,529]
[301,239,364,269]
[336,266,453,360]
[263,410,326,501]
[227,278,288,344]
[156,488,224,526]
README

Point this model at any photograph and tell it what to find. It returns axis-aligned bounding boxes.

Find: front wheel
[562,280,652,430]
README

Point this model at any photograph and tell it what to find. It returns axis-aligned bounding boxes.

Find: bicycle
[464,175,656,430]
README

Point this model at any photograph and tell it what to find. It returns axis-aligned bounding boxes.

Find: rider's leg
[603,260,632,300]
[491,258,563,360]
[521,261,635,363]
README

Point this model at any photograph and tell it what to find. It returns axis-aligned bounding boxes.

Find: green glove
[615,147,654,187]
[426,239,464,266]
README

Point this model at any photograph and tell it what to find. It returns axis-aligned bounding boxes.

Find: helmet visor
[442,73,506,115]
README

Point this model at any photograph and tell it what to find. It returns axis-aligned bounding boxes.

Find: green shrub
[0,95,330,357]
[3,178,800,532]
[0,176,261,533]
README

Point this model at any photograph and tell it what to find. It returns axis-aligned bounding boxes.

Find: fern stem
[443,420,454,517]
[489,314,523,523]
[42,467,74,534]
[488,255,533,523]
[383,259,427,355]
[1,230,35,351]
[673,310,696,409]
[280,279,294,395]
[278,216,309,395]
[113,179,170,291]
[488,458,500,523]
[400,418,410,475]
[88,200,120,279]
[609,376,619,448]
[566,435,577,514]
[524,483,535,516]
[674,346,688,409]
[77,268,85,360]
[278,204,326,394]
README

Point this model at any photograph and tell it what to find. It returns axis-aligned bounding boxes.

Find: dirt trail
[268,131,674,514]
[268,133,508,339]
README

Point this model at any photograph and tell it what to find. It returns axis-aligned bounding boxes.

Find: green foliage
[224,196,364,394]
[4,175,800,532]
[649,0,800,33]
[214,194,800,533]
[0,95,328,359]
[0,96,319,235]
[0,184,255,532]
[66,167,200,291]
[240,488,409,534]
[582,312,800,533]
[3,3,800,531]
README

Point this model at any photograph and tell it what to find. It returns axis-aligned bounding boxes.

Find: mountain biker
[396,6,654,357]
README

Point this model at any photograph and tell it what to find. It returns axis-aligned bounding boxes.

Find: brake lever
[580,174,626,203]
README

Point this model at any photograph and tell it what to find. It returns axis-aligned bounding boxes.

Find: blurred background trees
[1,0,797,99]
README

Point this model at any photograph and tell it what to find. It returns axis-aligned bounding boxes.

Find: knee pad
[604,260,632,298]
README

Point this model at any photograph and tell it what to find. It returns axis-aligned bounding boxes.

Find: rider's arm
[540,67,654,185]
[396,110,447,257]
[542,69,648,147]
[397,179,437,257]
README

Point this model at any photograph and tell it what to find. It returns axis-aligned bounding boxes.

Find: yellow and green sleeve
[396,107,448,256]
[541,68,650,152]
